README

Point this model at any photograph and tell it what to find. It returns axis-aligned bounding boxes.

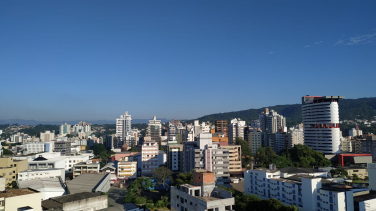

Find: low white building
[18,168,65,182]
[28,155,67,170]
[24,142,45,154]
[244,166,372,211]
[64,154,90,172]
[18,177,65,200]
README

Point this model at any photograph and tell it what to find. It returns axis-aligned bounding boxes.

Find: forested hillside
[195,98,376,127]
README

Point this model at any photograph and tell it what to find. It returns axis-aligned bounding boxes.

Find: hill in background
[194,97,376,127]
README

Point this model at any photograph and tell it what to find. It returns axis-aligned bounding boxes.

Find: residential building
[0,188,42,211]
[65,154,91,173]
[40,130,55,142]
[212,133,229,143]
[18,177,65,200]
[170,170,235,211]
[341,167,368,179]
[182,141,197,173]
[54,141,72,155]
[146,116,162,142]
[24,142,45,154]
[220,145,242,176]
[302,95,344,154]
[288,127,304,148]
[228,118,246,144]
[117,161,137,180]
[195,134,230,186]
[248,131,262,154]
[167,144,183,173]
[215,120,228,137]
[66,173,111,194]
[368,163,376,191]
[42,192,107,211]
[0,157,28,184]
[275,132,289,153]
[361,135,376,161]
[72,121,92,133]
[259,108,287,134]
[105,135,114,149]
[116,111,132,142]
[59,123,71,135]
[9,132,27,143]
[349,126,363,137]
[244,166,363,211]
[18,168,65,181]
[141,141,159,176]
[73,160,100,178]
[341,137,353,152]
[101,162,117,184]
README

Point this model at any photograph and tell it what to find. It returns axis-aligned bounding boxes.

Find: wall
[4,191,42,211]
[63,195,108,211]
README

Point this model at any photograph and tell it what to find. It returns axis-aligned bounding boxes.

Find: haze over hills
[194,97,376,127]
[2,98,376,127]
[0,119,173,125]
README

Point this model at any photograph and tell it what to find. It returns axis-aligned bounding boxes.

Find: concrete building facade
[302,95,344,154]
[147,116,162,142]
[141,141,159,176]
[228,118,246,144]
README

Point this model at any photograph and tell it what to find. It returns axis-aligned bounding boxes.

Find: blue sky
[1,1,375,121]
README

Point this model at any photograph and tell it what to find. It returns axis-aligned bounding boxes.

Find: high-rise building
[167,144,183,173]
[105,135,114,150]
[59,123,71,135]
[228,118,246,144]
[248,131,262,154]
[302,96,344,154]
[147,116,162,142]
[141,141,159,176]
[116,111,132,142]
[40,131,55,142]
[259,108,286,134]
[215,120,228,137]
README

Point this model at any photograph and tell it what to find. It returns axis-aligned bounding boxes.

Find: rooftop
[67,173,109,194]
[354,191,376,202]
[18,178,64,190]
[42,192,102,210]
[0,188,37,198]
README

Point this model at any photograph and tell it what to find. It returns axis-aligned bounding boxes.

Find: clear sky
[1,1,375,121]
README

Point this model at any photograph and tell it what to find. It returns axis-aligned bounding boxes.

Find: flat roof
[67,173,108,194]
[18,178,64,190]
[42,192,102,209]
[253,168,279,173]
[354,191,376,202]
[0,189,37,198]
[19,168,64,173]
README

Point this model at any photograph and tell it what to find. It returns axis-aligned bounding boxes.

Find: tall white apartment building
[141,141,159,176]
[228,118,246,144]
[259,108,286,134]
[40,131,55,142]
[24,142,45,154]
[59,123,71,135]
[147,116,162,142]
[244,167,361,211]
[302,96,344,154]
[116,111,132,141]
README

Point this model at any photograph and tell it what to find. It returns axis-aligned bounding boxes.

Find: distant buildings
[24,142,46,154]
[147,116,162,142]
[259,108,286,134]
[54,141,72,155]
[170,170,235,211]
[228,118,246,144]
[349,126,363,137]
[116,111,132,142]
[215,120,228,137]
[248,131,262,154]
[59,123,71,136]
[40,130,55,142]
[302,95,344,154]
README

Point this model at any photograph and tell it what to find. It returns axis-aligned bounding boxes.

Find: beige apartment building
[0,188,42,211]
[220,145,242,175]
[117,161,137,179]
[342,167,369,179]
[0,157,28,185]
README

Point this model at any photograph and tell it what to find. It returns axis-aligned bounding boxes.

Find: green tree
[129,146,139,152]
[352,174,360,181]
[172,171,193,188]
[330,168,348,178]
[2,148,14,156]
[65,134,76,138]
[152,166,172,190]
[235,137,252,168]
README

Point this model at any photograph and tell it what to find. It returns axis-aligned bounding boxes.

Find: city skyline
[1,1,376,121]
